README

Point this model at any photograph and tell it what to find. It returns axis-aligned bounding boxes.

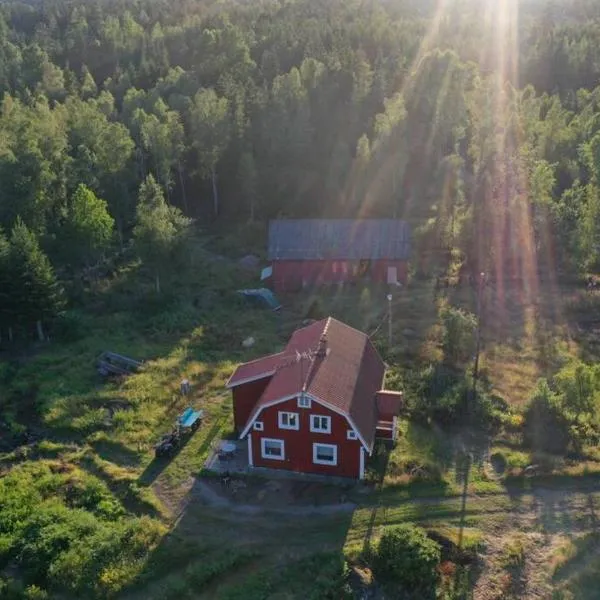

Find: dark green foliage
[133,174,191,293]
[0,463,163,598]
[59,184,114,267]
[2,219,64,336]
[440,306,477,366]
[374,524,441,595]
[524,362,600,454]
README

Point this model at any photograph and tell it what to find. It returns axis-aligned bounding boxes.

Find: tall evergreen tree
[7,219,64,340]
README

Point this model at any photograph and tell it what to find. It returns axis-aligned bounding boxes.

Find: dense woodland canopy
[2,0,600,334]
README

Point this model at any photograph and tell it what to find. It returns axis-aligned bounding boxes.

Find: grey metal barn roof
[268,219,411,261]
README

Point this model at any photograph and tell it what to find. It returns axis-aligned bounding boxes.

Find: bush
[374,524,441,594]
[440,306,477,366]
[523,380,570,454]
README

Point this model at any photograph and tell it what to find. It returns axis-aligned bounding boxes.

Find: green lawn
[4,246,600,598]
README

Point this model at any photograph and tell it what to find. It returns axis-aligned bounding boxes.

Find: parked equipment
[177,407,203,432]
[97,351,142,377]
[154,407,203,458]
[154,430,181,457]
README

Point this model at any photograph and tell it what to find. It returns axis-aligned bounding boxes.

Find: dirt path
[190,479,357,516]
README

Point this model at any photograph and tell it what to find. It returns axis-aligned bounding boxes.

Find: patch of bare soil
[473,515,574,599]
[191,476,357,515]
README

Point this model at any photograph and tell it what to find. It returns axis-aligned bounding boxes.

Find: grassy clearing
[5,245,600,596]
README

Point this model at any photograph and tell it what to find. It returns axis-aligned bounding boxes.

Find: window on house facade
[261,438,284,460]
[278,411,299,430]
[297,395,311,409]
[346,429,358,440]
[253,421,264,431]
[310,414,331,433]
[313,443,337,465]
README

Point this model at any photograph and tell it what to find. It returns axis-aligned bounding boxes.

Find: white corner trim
[312,442,338,466]
[310,414,331,434]
[238,394,299,439]
[304,392,371,452]
[261,437,285,461]
[248,433,253,467]
[359,446,365,479]
[392,416,398,441]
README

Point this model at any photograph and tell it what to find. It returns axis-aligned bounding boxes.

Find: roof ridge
[300,317,330,392]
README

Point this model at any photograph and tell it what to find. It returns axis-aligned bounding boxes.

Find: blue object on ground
[237,288,282,311]
[178,407,203,428]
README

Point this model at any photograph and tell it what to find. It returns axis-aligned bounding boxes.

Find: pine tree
[8,219,64,340]
[0,227,12,342]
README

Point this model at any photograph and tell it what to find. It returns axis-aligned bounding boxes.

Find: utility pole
[472,272,486,392]
[387,293,393,348]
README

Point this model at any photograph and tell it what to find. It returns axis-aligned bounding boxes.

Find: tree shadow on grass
[90,438,142,467]
[120,475,358,599]
[362,440,392,554]
[137,417,223,487]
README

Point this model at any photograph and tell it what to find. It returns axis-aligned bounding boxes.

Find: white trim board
[359,447,365,479]
[248,434,253,467]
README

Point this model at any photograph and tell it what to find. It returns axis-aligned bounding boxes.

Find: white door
[387,266,397,284]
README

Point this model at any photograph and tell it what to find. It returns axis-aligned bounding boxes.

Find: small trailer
[97,351,143,377]
[154,407,203,458]
[177,407,204,433]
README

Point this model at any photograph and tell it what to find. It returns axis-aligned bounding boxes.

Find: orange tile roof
[225,352,285,387]
[236,317,386,448]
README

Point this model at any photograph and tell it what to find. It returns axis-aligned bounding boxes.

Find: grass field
[3,236,600,598]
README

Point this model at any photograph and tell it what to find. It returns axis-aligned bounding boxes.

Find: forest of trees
[2,0,600,337]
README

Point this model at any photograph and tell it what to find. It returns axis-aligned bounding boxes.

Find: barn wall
[249,396,362,478]
[232,377,272,432]
[271,260,408,292]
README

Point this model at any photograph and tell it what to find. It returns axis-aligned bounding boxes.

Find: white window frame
[347,429,358,440]
[261,438,285,461]
[310,414,331,434]
[278,411,299,430]
[253,421,264,431]
[313,443,337,466]
[297,395,312,409]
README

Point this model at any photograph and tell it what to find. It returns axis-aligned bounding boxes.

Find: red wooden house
[225,317,403,479]
[266,219,410,292]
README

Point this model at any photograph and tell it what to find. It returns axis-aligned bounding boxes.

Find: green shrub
[374,524,441,594]
[440,305,477,366]
[49,310,89,342]
[523,379,574,454]
[23,585,49,600]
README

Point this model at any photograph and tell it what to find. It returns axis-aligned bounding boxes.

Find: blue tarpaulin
[237,288,282,311]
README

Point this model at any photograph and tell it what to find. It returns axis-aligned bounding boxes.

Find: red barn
[225,317,403,479]
[267,219,411,292]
